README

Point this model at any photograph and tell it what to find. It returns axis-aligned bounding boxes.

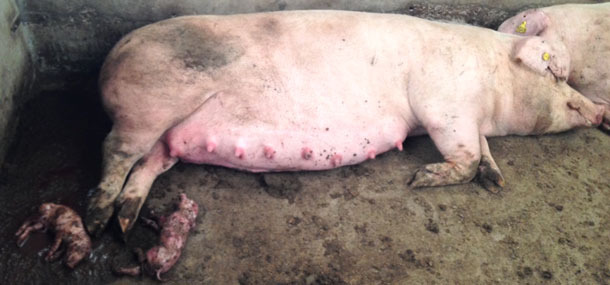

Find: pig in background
[498,3,610,130]
[84,10,604,237]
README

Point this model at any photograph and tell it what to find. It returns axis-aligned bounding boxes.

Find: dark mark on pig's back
[259,17,280,35]
[250,16,284,42]
[155,20,244,73]
[99,18,245,88]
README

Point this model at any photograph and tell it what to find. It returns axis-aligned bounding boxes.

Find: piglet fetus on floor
[116,193,199,280]
[16,203,92,268]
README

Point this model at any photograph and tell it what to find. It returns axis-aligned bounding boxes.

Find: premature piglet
[16,203,92,268]
[116,193,199,280]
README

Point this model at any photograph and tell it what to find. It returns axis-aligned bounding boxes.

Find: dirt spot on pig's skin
[513,74,554,134]
[532,115,553,134]
[530,100,553,135]
[257,17,281,37]
[158,23,244,73]
[103,20,245,82]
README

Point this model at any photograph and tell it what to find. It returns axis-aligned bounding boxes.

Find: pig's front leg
[408,120,482,188]
[15,218,46,247]
[476,136,505,193]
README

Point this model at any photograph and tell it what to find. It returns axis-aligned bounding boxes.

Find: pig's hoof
[476,164,505,194]
[45,248,64,262]
[116,197,145,234]
[600,121,610,134]
[86,187,118,236]
[85,205,115,237]
[407,167,441,188]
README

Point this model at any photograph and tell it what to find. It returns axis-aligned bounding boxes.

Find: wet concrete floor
[0,79,609,284]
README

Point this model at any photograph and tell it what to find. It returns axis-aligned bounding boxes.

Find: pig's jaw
[541,103,602,134]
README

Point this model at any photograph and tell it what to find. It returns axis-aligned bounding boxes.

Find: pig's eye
[567,102,580,111]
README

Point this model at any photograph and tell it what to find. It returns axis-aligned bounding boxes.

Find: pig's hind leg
[86,129,160,236]
[115,140,178,234]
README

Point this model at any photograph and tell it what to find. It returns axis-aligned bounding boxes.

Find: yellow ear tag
[542,52,550,61]
[516,21,527,34]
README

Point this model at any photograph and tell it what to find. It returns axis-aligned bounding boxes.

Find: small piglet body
[499,3,610,129]
[16,203,92,268]
[116,194,199,280]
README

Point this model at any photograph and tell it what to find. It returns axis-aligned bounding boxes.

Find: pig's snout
[567,98,605,127]
[582,103,605,126]
[594,105,605,126]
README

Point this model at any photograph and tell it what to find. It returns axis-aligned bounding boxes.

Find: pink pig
[86,10,604,236]
[16,203,92,268]
[115,193,198,280]
[499,3,610,130]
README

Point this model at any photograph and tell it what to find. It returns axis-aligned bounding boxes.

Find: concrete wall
[0,0,31,167]
[16,0,601,87]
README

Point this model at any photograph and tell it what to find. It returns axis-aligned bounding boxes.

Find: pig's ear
[512,36,570,81]
[546,38,571,81]
[498,10,550,36]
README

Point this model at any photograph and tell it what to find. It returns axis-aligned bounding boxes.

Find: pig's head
[516,77,604,135]
[177,193,198,226]
[509,34,602,133]
[498,9,551,37]
[550,85,604,133]
[38,203,60,224]
[145,246,178,281]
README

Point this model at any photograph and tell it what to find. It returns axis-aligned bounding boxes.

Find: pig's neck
[501,67,558,136]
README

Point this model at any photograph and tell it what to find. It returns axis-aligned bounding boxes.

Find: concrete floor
[0,80,608,284]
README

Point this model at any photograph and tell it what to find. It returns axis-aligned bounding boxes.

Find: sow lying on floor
[86,10,604,236]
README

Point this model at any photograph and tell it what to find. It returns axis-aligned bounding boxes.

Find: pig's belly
[165,91,408,172]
